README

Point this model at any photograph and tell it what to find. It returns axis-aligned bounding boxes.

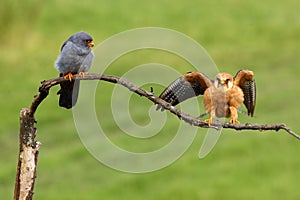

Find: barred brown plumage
[157,70,256,125]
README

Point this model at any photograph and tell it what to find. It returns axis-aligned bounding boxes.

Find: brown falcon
[157,70,256,125]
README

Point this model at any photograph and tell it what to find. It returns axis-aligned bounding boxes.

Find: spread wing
[233,69,256,116]
[157,72,213,110]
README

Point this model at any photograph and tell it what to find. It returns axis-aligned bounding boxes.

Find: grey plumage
[156,72,212,111]
[156,76,202,111]
[55,31,94,109]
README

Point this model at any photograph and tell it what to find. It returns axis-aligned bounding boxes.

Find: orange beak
[87,40,94,47]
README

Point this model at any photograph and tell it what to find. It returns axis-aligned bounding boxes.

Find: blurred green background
[1,0,300,199]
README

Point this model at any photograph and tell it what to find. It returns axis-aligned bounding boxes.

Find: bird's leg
[204,117,213,126]
[63,72,73,82]
[229,106,240,124]
[204,110,215,126]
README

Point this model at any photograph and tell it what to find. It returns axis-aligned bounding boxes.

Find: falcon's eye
[225,78,230,84]
[216,78,221,83]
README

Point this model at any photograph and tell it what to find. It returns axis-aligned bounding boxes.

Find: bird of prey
[157,70,256,125]
[55,31,94,109]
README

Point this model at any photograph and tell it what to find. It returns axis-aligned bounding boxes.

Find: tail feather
[57,80,80,109]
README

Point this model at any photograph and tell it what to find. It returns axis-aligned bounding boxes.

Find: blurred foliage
[0,0,42,41]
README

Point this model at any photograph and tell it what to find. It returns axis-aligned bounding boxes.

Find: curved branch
[30,73,299,140]
[15,73,299,199]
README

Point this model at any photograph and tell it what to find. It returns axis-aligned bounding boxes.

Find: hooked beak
[217,80,227,90]
[87,40,94,47]
[220,80,226,86]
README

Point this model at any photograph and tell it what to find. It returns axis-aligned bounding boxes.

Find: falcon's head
[68,31,94,49]
[214,73,234,91]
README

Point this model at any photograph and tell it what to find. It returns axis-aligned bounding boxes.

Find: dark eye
[225,79,230,83]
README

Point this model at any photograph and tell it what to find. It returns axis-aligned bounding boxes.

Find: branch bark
[14,73,300,199]
[14,108,40,200]
[35,73,300,140]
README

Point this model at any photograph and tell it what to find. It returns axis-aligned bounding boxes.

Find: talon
[230,119,240,124]
[79,72,87,78]
[204,118,213,126]
[63,72,73,81]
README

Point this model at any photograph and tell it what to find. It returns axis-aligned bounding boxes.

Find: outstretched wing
[234,69,256,116]
[157,72,213,110]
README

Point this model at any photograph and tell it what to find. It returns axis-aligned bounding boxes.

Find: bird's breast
[204,87,231,117]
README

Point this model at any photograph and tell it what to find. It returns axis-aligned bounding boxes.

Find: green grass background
[1,0,300,199]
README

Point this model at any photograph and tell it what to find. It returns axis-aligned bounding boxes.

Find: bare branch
[14,108,41,200]
[32,73,299,140]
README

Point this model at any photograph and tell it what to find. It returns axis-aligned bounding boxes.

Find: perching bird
[157,70,256,125]
[55,31,94,109]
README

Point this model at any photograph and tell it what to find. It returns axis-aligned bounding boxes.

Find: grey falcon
[55,31,94,109]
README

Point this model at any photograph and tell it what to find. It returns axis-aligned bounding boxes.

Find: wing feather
[157,72,212,110]
[234,70,256,116]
